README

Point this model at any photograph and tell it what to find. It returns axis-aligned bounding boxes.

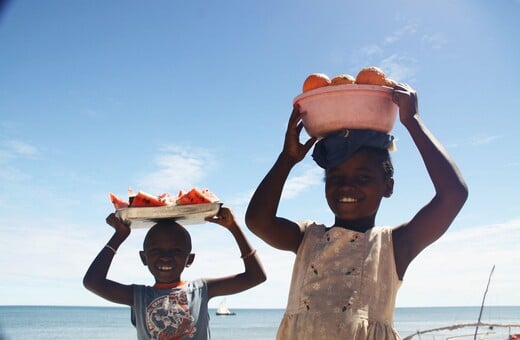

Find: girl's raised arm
[392,84,468,279]
[245,105,316,253]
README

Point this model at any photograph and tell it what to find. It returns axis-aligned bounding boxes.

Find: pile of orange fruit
[302,66,397,93]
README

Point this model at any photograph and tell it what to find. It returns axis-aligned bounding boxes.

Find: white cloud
[380,54,417,82]
[0,217,94,283]
[6,140,38,156]
[2,208,518,308]
[360,44,384,57]
[398,219,520,307]
[384,24,417,45]
[0,139,39,162]
[137,145,217,194]
[282,166,323,200]
[81,108,99,118]
[469,134,501,146]
[422,32,447,49]
[503,161,519,168]
[226,189,255,207]
[0,139,38,181]
[0,165,32,181]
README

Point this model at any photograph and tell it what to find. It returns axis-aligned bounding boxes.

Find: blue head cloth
[312,129,394,169]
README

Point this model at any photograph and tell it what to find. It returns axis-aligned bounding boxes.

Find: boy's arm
[245,105,316,253]
[83,213,134,306]
[392,84,468,279]
[205,207,266,299]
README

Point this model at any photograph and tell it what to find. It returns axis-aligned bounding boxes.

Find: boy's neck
[153,280,186,289]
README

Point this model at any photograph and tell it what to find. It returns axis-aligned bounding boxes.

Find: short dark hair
[361,146,394,181]
[143,220,192,251]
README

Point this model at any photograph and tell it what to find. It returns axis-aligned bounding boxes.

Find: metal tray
[116,203,222,228]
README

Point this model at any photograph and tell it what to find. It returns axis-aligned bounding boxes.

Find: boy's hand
[282,104,317,164]
[206,206,236,229]
[106,213,131,239]
[392,83,419,125]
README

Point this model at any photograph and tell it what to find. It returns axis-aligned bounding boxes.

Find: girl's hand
[282,104,317,164]
[205,206,236,229]
[392,83,419,125]
[106,213,131,239]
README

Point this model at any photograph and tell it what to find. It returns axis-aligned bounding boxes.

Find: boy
[84,206,266,339]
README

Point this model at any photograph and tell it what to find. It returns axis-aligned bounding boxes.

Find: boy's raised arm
[392,84,468,278]
[83,213,134,306]
[205,207,266,299]
[245,105,316,253]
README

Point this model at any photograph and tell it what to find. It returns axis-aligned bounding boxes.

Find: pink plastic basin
[293,84,398,138]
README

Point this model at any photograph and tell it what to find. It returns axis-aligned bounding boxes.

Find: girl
[245,83,468,339]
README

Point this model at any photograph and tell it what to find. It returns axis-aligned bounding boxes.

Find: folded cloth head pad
[311,129,394,169]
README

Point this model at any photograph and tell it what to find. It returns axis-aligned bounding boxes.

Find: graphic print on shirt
[146,289,196,339]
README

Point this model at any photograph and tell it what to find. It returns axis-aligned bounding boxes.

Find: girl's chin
[333,212,364,221]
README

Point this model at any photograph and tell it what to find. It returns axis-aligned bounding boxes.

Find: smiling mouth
[157,265,173,271]
[338,197,358,203]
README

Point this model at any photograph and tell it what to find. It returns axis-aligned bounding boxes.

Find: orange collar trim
[153,281,186,289]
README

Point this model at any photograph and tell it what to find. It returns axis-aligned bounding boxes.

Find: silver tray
[116,203,222,228]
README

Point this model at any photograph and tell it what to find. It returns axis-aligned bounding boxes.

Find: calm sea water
[0,305,519,339]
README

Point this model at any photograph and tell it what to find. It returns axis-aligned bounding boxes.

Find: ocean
[0,305,519,339]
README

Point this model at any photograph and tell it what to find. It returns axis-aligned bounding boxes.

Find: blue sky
[0,1,519,310]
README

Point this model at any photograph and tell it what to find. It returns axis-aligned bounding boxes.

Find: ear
[384,178,394,198]
[185,253,195,268]
[139,250,147,266]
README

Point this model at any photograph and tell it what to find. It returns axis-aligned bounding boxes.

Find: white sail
[216,298,236,315]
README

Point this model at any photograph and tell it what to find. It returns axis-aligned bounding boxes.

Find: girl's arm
[392,84,468,279]
[83,213,134,306]
[245,105,317,253]
[204,207,266,299]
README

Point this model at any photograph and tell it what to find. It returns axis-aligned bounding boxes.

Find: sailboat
[215,298,236,316]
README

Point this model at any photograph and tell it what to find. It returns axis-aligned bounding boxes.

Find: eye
[172,249,185,255]
[148,249,161,256]
[326,175,342,185]
[357,174,371,182]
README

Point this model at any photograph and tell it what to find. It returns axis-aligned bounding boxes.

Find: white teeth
[339,197,357,203]
[158,266,172,271]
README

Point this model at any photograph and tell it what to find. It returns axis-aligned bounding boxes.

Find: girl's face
[325,148,393,230]
[140,227,193,284]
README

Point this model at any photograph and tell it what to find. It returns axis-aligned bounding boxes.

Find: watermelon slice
[110,187,220,210]
[109,192,129,209]
[176,188,220,205]
[130,191,168,207]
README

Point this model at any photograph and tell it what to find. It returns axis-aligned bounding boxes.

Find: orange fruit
[384,78,397,87]
[331,74,355,85]
[355,66,387,86]
[302,73,331,92]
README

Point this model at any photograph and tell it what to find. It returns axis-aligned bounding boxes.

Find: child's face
[325,148,393,227]
[140,226,193,284]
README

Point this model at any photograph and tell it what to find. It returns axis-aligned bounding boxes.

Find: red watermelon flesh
[176,188,220,205]
[130,191,168,207]
[109,192,129,209]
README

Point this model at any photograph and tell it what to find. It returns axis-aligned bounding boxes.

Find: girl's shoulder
[369,226,395,238]
[296,220,325,232]
[375,225,395,232]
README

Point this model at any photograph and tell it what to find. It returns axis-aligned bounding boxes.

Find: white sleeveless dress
[277,222,402,340]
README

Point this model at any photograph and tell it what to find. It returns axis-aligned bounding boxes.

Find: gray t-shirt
[131,279,210,339]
